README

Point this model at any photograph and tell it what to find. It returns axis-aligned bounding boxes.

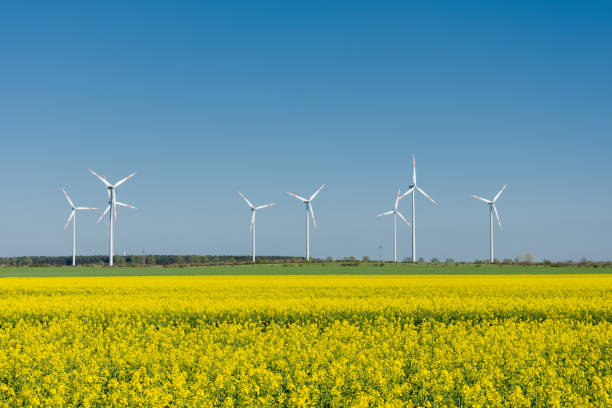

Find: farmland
[0,271,609,407]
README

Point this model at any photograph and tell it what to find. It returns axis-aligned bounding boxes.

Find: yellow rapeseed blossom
[0,274,608,407]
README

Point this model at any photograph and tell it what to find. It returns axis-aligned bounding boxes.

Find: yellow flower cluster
[0,274,609,407]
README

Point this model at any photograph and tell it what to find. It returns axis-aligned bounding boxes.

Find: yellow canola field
[0,274,609,407]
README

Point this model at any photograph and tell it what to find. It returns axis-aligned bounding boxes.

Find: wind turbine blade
[114,172,136,188]
[64,210,75,230]
[395,188,401,209]
[399,187,414,200]
[416,186,438,206]
[97,205,110,223]
[115,201,137,209]
[472,194,492,204]
[309,184,325,201]
[76,207,98,210]
[238,192,255,209]
[89,169,112,187]
[114,205,117,223]
[255,203,275,210]
[309,205,317,229]
[377,210,394,217]
[287,192,308,202]
[250,211,255,232]
[396,211,411,227]
[61,188,75,208]
[493,184,507,202]
[412,155,416,185]
[492,204,502,229]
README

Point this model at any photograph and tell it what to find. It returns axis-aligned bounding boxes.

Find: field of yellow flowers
[0,273,609,407]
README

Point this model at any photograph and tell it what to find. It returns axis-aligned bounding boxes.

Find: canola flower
[0,274,609,407]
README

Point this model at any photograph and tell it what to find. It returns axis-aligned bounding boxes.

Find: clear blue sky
[1,1,610,261]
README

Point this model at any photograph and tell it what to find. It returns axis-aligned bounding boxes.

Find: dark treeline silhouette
[0,255,609,267]
[0,255,305,267]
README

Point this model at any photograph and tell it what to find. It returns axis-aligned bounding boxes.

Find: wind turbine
[402,155,437,262]
[287,184,325,261]
[89,169,137,266]
[238,192,275,263]
[377,188,411,262]
[61,188,97,266]
[472,184,507,263]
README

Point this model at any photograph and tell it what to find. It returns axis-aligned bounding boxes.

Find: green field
[0,262,609,278]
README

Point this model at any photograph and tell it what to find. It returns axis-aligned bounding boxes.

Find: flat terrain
[0,273,609,407]
[0,262,610,277]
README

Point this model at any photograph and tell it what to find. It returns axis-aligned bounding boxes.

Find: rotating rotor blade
[61,188,75,208]
[493,184,507,203]
[396,211,411,227]
[255,203,275,210]
[416,186,438,206]
[287,192,308,202]
[309,204,317,229]
[64,210,75,230]
[97,205,111,223]
[115,201,137,209]
[399,187,414,200]
[412,155,416,185]
[394,188,401,209]
[309,184,325,201]
[238,192,254,209]
[114,172,136,188]
[76,206,98,210]
[250,211,256,231]
[377,210,394,217]
[89,169,112,187]
[472,194,492,204]
[492,204,502,229]
[114,205,117,223]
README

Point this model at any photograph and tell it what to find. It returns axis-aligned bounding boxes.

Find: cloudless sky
[1,1,611,261]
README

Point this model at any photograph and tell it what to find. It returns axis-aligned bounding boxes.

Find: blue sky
[1,1,611,261]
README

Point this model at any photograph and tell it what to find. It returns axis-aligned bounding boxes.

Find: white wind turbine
[472,184,507,263]
[287,184,325,261]
[89,169,137,266]
[238,192,275,263]
[377,188,411,262]
[402,155,438,262]
[61,188,97,266]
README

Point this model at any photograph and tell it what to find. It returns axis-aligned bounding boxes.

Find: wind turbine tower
[377,188,411,262]
[89,169,137,266]
[287,184,325,261]
[61,188,97,266]
[472,184,507,262]
[402,155,438,262]
[238,192,275,263]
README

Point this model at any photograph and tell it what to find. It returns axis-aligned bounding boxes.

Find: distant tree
[493,258,501,264]
[430,257,440,264]
[543,259,552,265]
[362,256,371,262]
[403,257,412,263]
[326,256,333,262]
[580,257,588,264]
[525,253,535,263]
[445,258,454,265]
[503,258,513,264]
[175,256,185,264]
[187,255,200,264]
[147,255,156,265]
[418,257,424,263]
[22,257,33,266]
